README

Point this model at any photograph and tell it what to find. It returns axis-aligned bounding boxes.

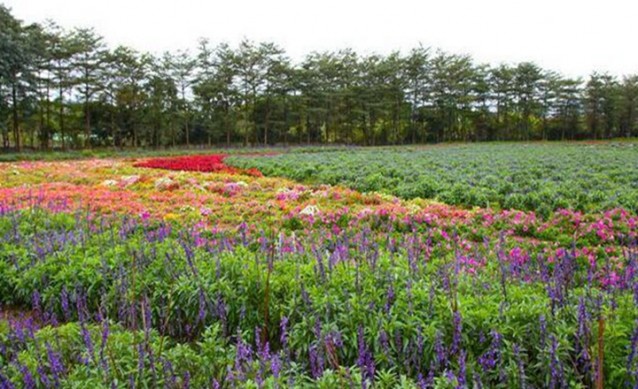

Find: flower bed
[135,154,262,177]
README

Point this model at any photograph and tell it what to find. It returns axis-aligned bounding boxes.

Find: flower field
[1,145,638,388]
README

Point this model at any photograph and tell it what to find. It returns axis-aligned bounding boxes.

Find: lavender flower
[182,371,190,389]
[0,371,16,389]
[549,335,565,389]
[60,286,71,321]
[384,285,395,314]
[379,330,390,356]
[162,359,178,387]
[308,344,324,379]
[458,350,467,387]
[513,344,527,389]
[271,354,282,378]
[356,325,375,382]
[46,342,65,386]
[279,316,289,348]
[17,363,35,389]
[478,330,502,372]
[451,311,463,356]
[539,315,547,350]
[434,330,447,368]
[31,291,42,321]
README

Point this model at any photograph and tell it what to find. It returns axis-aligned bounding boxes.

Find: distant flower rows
[227,143,638,214]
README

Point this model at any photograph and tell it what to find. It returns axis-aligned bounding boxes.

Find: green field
[229,142,638,214]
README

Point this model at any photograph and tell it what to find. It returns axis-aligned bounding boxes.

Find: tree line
[1,5,637,151]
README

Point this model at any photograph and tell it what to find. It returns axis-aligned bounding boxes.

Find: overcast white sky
[4,0,637,78]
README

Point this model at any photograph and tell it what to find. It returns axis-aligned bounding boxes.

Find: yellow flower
[164,213,179,221]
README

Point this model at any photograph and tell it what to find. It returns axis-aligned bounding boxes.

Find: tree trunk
[111,110,117,148]
[44,81,51,150]
[59,85,66,150]
[225,104,231,147]
[185,119,190,147]
[264,98,270,146]
[12,83,21,152]
[283,96,289,147]
[1,127,7,149]
[84,94,91,148]
[39,96,45,149]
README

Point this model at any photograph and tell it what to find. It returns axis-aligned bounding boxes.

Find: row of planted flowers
[1,201,638,387]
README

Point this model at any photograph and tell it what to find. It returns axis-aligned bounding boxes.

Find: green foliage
[1,209,637,387]
[229,142,638,213]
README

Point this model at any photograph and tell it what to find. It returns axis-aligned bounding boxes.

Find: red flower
[134,155,261,177]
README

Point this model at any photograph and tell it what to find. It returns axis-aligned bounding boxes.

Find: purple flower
[233,336,253,381]
[379,330,390,356]
[384,285,395,313]
[451,311,463,356]
[473,372,483,389]
[17,363,35,389]
[325,331,343,349]
[478,330,502,372]
[356,325,375,382]
[162,359,177,387]
[60,286,71,321]
[36,366,51,388]
[100,317,110,364]
[549,335,565,389]
[539,315,547,350]
[271,354,282,378]
[279,316,289,347]
[576,297,592,376]
[46,342,65,386]
[308,344,324,379]
[198,290,207,324]
[513,344,527,389]
[137,343,145,376]
[182,371,190,389]
[31,291,42,321]
[80,324,94,364]
[445,369,457,386]
[458,350,467,387]
[417,373,427,389]
[0,371,16,389]
[255,327,271,361]
[216,295,228,335]
[434,331,447,368]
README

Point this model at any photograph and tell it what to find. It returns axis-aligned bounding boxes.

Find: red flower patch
[134,154,262,177]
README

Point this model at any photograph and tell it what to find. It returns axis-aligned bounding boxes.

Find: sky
[4,0,637,78]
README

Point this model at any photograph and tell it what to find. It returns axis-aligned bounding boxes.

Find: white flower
[154,177,177,191]
[300,205,320,216]
[120,175,140,187]
[101,179,118,187]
